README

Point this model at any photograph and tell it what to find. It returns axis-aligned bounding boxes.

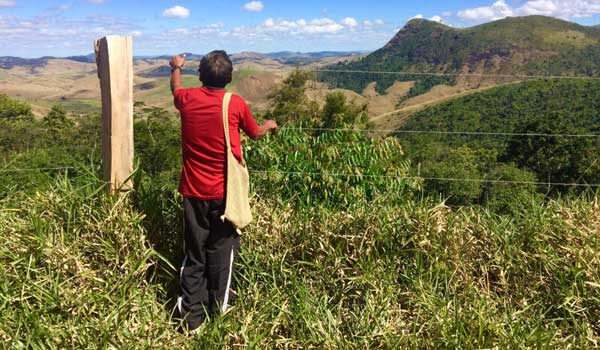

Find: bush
[0,94,32,119]
[321,92,368,130]
[482,163,540,213]
[264,69,320,125]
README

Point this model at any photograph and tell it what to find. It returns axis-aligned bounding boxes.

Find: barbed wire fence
[3,68,600,190]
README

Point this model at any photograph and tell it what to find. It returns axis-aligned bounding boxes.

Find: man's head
[199,50,233,89]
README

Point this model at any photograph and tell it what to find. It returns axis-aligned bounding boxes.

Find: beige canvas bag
[221,92,253,230]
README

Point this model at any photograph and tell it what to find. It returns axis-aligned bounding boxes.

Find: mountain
[0,56,55,70]
[0,51,364,70]
[266,51,365,58]
[320,16,600,94]
[65,54,96,63]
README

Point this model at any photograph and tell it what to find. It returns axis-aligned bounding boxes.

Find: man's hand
[170,54,186,69]
[254,120,278,139]
[264,120,278,133]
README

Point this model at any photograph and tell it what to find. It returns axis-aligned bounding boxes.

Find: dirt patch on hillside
[230,71,282,111]
[305,81,367,108]
[363,81,415,117]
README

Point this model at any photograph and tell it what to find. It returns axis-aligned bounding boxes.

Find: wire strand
[312,69,600,80]
[2,167,597,188]
[0,167,75,173]
[280,127,600,138]
[252,170,600,188]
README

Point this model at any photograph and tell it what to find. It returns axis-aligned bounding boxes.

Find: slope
[320,16,600,96]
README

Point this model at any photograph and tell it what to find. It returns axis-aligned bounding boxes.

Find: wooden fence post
[94,36,134,192]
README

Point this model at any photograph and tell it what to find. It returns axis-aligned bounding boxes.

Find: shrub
[0,94,32,119]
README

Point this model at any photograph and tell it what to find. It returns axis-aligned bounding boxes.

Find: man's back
[175,86,258,200]
[169,51,277,333]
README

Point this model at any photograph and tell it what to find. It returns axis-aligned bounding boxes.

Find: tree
[45,104,73,131]
[425,146,484,205]
[0,94,32,119]
[321,92,367,130]
[482,163,539,214]
[265,69,319,125]
[503,114,599,187]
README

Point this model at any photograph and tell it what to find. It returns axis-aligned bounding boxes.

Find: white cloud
[0,13,142,56]
[87,0,105,4]
[411,14,424,20]
[243,1,264,12]
[374,19,385,25]
[0,11,395,57]
[341,17,358,27]
[227,16,390,42]
[0,0,15,7]
[430,15,443,22]
[457,0,514,21]
[162,5,190,19]
[457,0,600,22]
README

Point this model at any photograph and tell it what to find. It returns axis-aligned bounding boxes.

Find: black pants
[177,197,240,331]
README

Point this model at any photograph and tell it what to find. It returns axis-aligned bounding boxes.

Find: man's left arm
[169,55,186,95]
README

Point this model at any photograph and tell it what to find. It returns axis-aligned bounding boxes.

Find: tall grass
[1,169,598,349]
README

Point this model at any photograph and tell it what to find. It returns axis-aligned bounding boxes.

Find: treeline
[399,79,600,205]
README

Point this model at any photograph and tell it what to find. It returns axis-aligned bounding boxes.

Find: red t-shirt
[174,87,259,200]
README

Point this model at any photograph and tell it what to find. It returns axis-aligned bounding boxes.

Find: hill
[320,16,600,96]
[395,78,600,202]
[0,51,365,116]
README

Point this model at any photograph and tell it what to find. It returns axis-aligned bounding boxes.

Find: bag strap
[222,92,233,152]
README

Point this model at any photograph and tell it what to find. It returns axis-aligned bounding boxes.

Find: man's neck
[204,85,225,91]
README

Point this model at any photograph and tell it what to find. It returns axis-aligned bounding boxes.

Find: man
[169,51,277,332]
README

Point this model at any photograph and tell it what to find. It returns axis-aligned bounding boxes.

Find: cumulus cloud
[0,13,142,56]
[411,14,424,20]
[0,0,15,7]
[341,17,358,27]
[457,0,514,21]
[250,17,345,34]
[430,15,443,22]
[457,0,600,22]
[243,1,264,12]
[162,5,190,19]
[0,12,395,57]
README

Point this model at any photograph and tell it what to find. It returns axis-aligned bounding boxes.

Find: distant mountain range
[320,15,600,94]
[0,51,366,70]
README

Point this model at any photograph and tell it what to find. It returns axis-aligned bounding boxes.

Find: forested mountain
[320,16,600,94]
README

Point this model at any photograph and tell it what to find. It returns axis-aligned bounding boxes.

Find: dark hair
[199,50,233,88]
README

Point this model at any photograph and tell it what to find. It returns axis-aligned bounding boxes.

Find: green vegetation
[0,93,33,119]
[1,75,599,348]
[399,79,600,204]
[59,99,102,114]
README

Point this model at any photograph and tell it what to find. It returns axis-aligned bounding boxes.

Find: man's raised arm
[170,55,186,95]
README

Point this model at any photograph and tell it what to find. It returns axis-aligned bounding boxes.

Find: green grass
[60,99,101,114]
[1,170,598,349]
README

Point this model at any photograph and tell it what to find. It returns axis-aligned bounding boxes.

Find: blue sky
[2,0,600,57]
